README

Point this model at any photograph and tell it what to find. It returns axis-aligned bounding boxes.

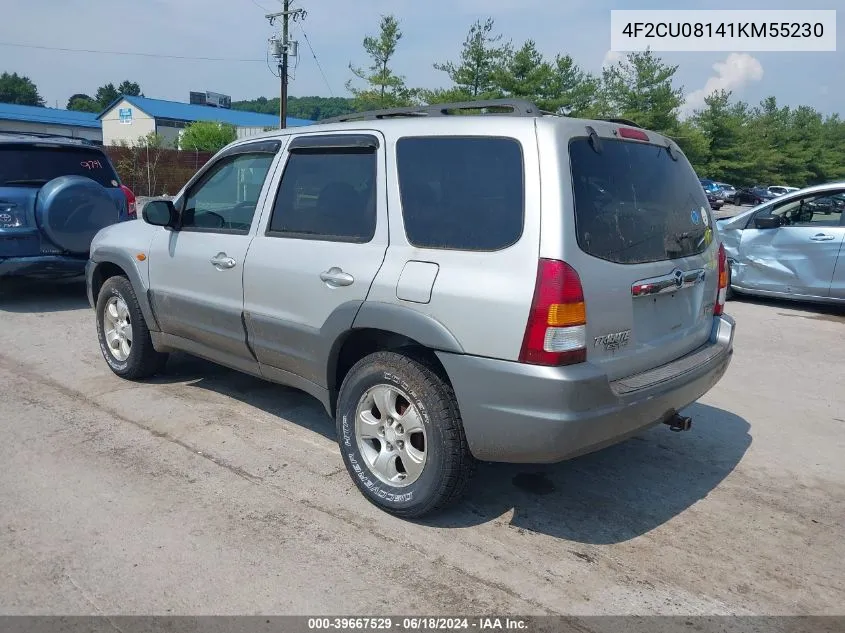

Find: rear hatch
[561,124,719,381]
[0,142,126,257]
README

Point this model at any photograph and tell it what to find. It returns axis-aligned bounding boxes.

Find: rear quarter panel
[364,118,542,361]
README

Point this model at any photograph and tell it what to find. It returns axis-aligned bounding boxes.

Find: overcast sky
[1,0,841,116]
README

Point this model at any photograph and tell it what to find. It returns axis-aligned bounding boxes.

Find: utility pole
[280,0,289,129]
[267,2,305,129]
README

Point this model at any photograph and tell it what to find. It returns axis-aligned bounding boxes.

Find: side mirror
[754,215,781,230]
[142,199,178,228]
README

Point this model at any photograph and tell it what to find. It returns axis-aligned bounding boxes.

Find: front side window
[756,191,845,228]
[396,136,524,251]
[267,150,377,242]
[182,152,275,233]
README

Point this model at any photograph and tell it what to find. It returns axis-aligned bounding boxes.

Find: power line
[298,23,334,97]
[250,0,270,11]
[0,41,266,63]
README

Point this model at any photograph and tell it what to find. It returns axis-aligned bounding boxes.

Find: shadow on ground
[425,402,751,544]
[151,354,751,544]
[731,294,845,323]
[150,353,336,442]
[0,277,88,313]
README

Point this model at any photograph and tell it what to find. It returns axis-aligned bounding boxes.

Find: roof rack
[319,99,544,124]
[599,118,642,128]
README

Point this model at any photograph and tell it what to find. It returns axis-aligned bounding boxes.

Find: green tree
[117,80,143,97]
[95,83,120,108]
[0,72,44,106]
[690,90,756,184]
[67,93,101,112]
[601,49,684,133]
[347,14,416,110]
[432,18,510,100]
[179,121,237,152]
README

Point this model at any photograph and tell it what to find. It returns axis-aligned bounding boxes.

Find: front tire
[335,351,475,518]
[96,275,168,379]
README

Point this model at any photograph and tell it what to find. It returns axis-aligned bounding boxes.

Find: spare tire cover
[35,175,120,255]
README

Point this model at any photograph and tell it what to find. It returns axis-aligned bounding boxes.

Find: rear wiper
[3,179,49,185]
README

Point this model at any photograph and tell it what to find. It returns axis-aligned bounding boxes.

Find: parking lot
[0,277,843,616]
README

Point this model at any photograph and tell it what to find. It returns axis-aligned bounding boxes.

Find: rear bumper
[436,314,735,463]
[0,255,86,279]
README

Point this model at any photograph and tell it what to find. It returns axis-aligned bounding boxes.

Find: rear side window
[267,150,377,242]
[0,144,119,188]
[570,138,711,264]
[396,137,524,251]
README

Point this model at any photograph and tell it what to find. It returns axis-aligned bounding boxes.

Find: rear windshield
[0,144,119,188]
[570,138,711,264]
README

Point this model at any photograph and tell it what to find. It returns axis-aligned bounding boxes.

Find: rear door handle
[210,252,237,269]
[320,267,354,287]
[810,234,836,241]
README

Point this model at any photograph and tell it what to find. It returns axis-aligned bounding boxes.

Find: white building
[98,95,311,147]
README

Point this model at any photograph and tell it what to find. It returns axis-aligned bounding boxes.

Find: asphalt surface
[0,277,843,616]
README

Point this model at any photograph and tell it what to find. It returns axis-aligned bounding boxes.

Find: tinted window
[396,137,524,251]
[0,144,119,188]
[267,150,376,242]
[570,138,711,264]
[183,152,274,232]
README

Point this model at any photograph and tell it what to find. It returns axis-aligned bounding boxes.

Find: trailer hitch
[664,413,692,432]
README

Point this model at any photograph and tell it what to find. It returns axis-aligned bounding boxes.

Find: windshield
[570,138,712,264]
[0,144,119,188]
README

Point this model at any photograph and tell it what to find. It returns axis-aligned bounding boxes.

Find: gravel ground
[0,279,842,616]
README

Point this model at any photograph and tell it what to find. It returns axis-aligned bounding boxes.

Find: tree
[601,49,684,133]
[117,80,143,97]
[95,83,120,108]
[179,121,237,152]
[0,72,44,106]
[433,18,510,100]
[347,14,416,110]
[67,93,101,113]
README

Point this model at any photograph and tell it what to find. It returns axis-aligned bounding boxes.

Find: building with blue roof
[0,102,103,143]
[97,94,312,147]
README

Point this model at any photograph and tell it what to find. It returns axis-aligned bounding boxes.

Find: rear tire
[335,351,475,518]
[96,275,168,380]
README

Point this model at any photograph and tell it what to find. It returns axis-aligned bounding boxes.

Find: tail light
[120,184,137,219]
[519,259,587,366]
[714,242,728,316]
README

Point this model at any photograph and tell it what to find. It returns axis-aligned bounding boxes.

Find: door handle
[320,267,354,287]
[810,234,835,241]
[210,252,237,269]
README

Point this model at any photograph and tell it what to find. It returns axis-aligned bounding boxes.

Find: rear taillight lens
[519,259,587,366]
[714,242,727,316]
[120,184,137,219]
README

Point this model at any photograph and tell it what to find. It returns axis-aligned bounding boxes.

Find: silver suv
[86,100,735,517]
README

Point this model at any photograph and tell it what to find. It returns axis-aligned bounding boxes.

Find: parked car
[700,179,725,210]
[716,182,737,203]
[0,133,136,278]
[734,186,777,206]
[86,99,735,518]
[717,182,845,304]
[768,185,799,196]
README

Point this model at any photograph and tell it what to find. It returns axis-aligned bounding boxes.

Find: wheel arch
[327,303,464,417]
[88,250,160,332]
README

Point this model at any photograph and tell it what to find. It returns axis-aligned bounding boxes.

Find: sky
[1,0,842,117]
